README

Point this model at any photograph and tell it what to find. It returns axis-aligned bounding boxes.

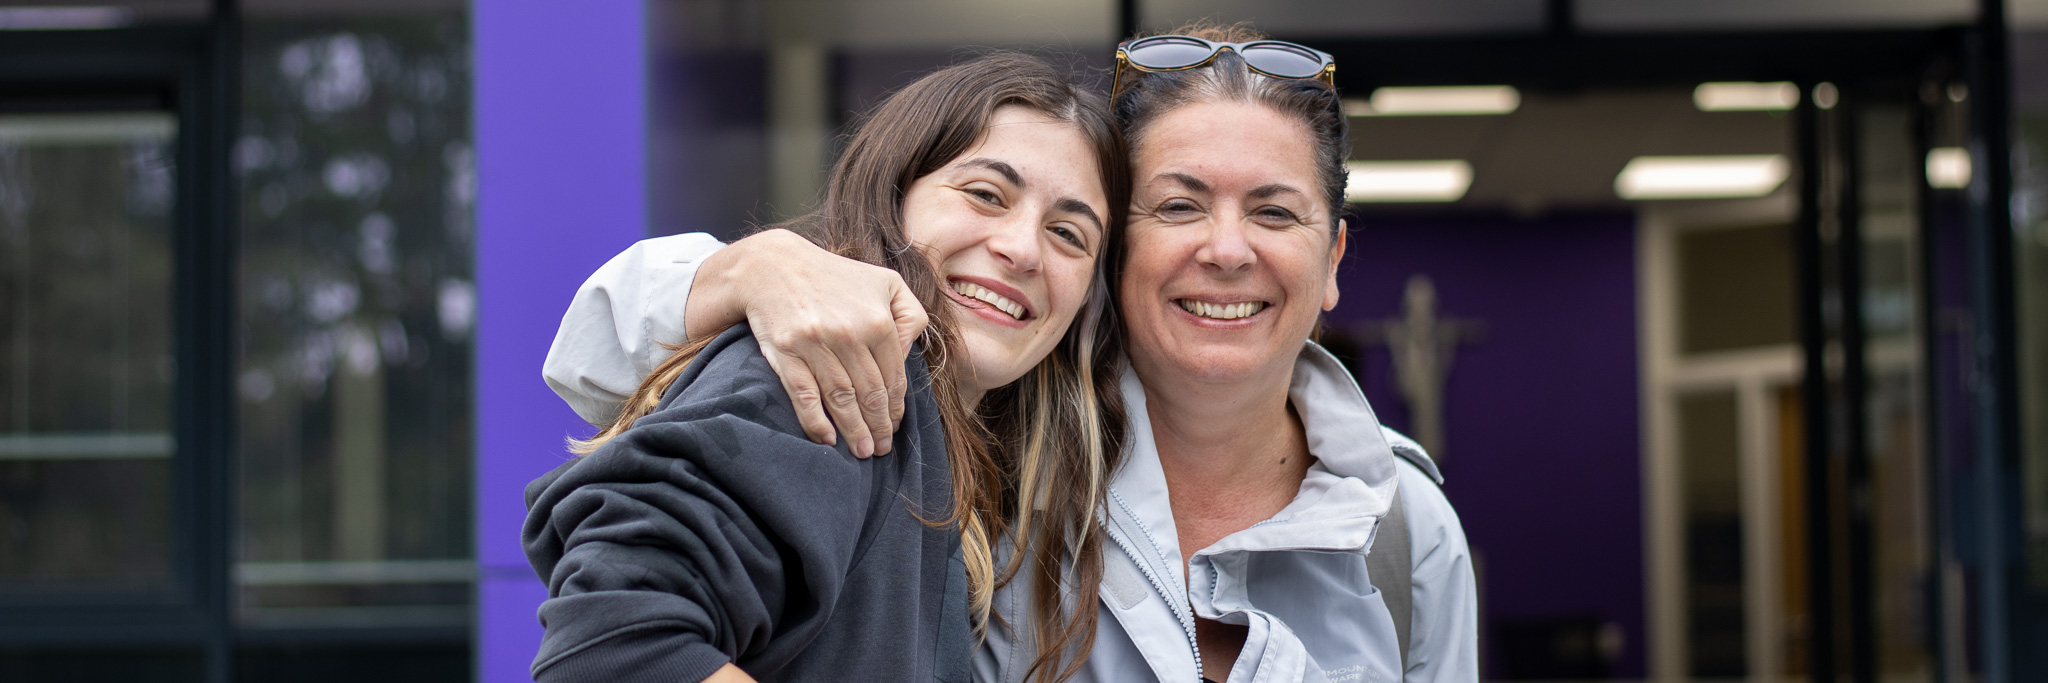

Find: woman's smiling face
[900,104,1109,398]
[1119,99,1345,389]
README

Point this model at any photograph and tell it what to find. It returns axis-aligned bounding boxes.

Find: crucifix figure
[1356,275,1482,462]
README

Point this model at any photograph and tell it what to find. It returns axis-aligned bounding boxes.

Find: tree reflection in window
[236,15,473,630]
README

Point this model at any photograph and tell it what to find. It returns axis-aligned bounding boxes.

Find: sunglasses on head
[1111,35,1336,100]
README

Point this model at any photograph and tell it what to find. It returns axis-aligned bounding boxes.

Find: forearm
[543,233,727,424]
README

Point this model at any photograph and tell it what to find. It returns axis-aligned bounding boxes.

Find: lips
[1176,298,1268,321]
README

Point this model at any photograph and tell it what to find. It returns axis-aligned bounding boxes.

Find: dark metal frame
[0,2,239,681]
[1962,1,2038,682]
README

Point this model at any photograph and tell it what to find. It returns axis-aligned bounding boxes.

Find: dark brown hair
[571,52,1130,680]
[1114,21,1350,236]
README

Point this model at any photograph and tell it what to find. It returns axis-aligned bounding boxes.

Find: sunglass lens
[1241,44,1325,79]
[1126,37,1216,69]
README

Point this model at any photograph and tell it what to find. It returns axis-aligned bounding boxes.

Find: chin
[956,327,1034,393]
[1147,340,1288,384]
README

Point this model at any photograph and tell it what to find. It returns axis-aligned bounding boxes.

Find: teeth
[952,281,1026,320]
[1177,299,1266,320]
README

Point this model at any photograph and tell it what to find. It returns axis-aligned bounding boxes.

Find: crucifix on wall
[1355,274,1483,462]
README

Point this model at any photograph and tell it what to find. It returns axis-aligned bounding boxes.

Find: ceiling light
[1693,82,1799,111]
[1346,160,1473,202]
[1346,86,1520,117]
[1615,155,1789,200]
[0,6,131,30]
[1926,147,1971,189]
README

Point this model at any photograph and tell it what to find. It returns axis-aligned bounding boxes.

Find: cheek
[1047,260,1097,325]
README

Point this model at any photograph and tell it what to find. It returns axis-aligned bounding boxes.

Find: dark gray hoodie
[523,325,971,683]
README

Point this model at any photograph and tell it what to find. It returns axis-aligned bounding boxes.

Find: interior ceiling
[728,0,2048,48]
[1349,88,1792,211]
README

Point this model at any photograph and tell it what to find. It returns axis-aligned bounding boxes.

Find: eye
[963,187,1003,205]
[1048,224,1087,250]
[1157,198,1202,217]
[1254,205,1300,223]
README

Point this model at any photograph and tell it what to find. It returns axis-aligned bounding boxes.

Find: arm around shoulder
[543,232,727,425]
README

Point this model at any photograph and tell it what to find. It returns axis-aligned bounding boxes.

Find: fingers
[757,344,837,448]
[835,340,896,457]
[884,276,926,435]
[806,342,876,458]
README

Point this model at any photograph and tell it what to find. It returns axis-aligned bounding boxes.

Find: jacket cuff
[534,631,733,683]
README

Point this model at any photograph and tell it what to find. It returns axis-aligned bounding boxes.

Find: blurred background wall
[1,0,2046,681]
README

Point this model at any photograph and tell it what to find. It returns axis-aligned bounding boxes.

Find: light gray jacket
[543,234,1479,682]
[977,345,1477,683]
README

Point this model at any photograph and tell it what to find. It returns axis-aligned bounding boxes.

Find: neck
[1136,357,1313,516]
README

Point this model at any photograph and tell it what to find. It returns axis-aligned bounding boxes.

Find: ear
[1322,221,1346,311]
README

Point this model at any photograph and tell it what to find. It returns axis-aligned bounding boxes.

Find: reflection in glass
[235,16,473,630]
[2018,88,2048,590]
[1857,102,1934,682]
[0,112,177,593]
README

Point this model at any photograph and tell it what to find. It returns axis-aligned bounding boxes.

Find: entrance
[1315,30,1979,682]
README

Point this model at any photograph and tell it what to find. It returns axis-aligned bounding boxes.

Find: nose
[985,213,1044,274]
[1195,214,1256,272]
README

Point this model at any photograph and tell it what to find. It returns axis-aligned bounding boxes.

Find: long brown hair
[570,52,1129,682]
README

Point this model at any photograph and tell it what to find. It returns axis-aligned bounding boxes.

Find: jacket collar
[1107,340,1401,570]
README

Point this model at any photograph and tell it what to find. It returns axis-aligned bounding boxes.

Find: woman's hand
[684,229,927,457]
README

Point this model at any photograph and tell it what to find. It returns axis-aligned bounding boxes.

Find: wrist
[683,242,745,341]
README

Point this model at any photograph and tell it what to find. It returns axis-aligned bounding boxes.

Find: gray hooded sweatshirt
[523,326,972,683]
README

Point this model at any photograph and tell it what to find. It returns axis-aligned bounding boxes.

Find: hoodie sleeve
[522,328,879,683]
[542,232,727,425]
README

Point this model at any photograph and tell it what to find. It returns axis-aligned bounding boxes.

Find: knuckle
[860,390,890,412]
[827,386,860,408]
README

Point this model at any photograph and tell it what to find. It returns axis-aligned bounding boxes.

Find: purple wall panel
[1331,210,1647,677]
[474,1,646,680]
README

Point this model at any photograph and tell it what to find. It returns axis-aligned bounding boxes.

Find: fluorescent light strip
[1615,155,1789,200]
[1346,160,1473,202]
[1694,82,1800,111]
[0,6,132,30]
[1347,86,1520,117]
[1926,147,1971,189]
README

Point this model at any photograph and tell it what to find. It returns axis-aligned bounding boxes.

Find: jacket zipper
[1105,488,1207,681]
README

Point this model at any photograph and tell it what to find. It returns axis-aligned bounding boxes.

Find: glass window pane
[1858,102,1935,683]
[2016,30,2048,591]
[0,112,177,594]
[235,15,473,631]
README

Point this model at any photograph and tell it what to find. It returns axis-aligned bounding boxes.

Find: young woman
[522,53,1129,683]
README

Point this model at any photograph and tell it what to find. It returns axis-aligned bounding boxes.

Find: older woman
[544,26,1476,683]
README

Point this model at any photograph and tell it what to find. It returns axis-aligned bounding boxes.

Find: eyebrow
[960,158,1025,188]
[1153,172,1211,194]
[1054,197,1104,234]
[1249,183,1307,200]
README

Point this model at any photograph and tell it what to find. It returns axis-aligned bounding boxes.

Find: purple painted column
[474,2,646,681]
